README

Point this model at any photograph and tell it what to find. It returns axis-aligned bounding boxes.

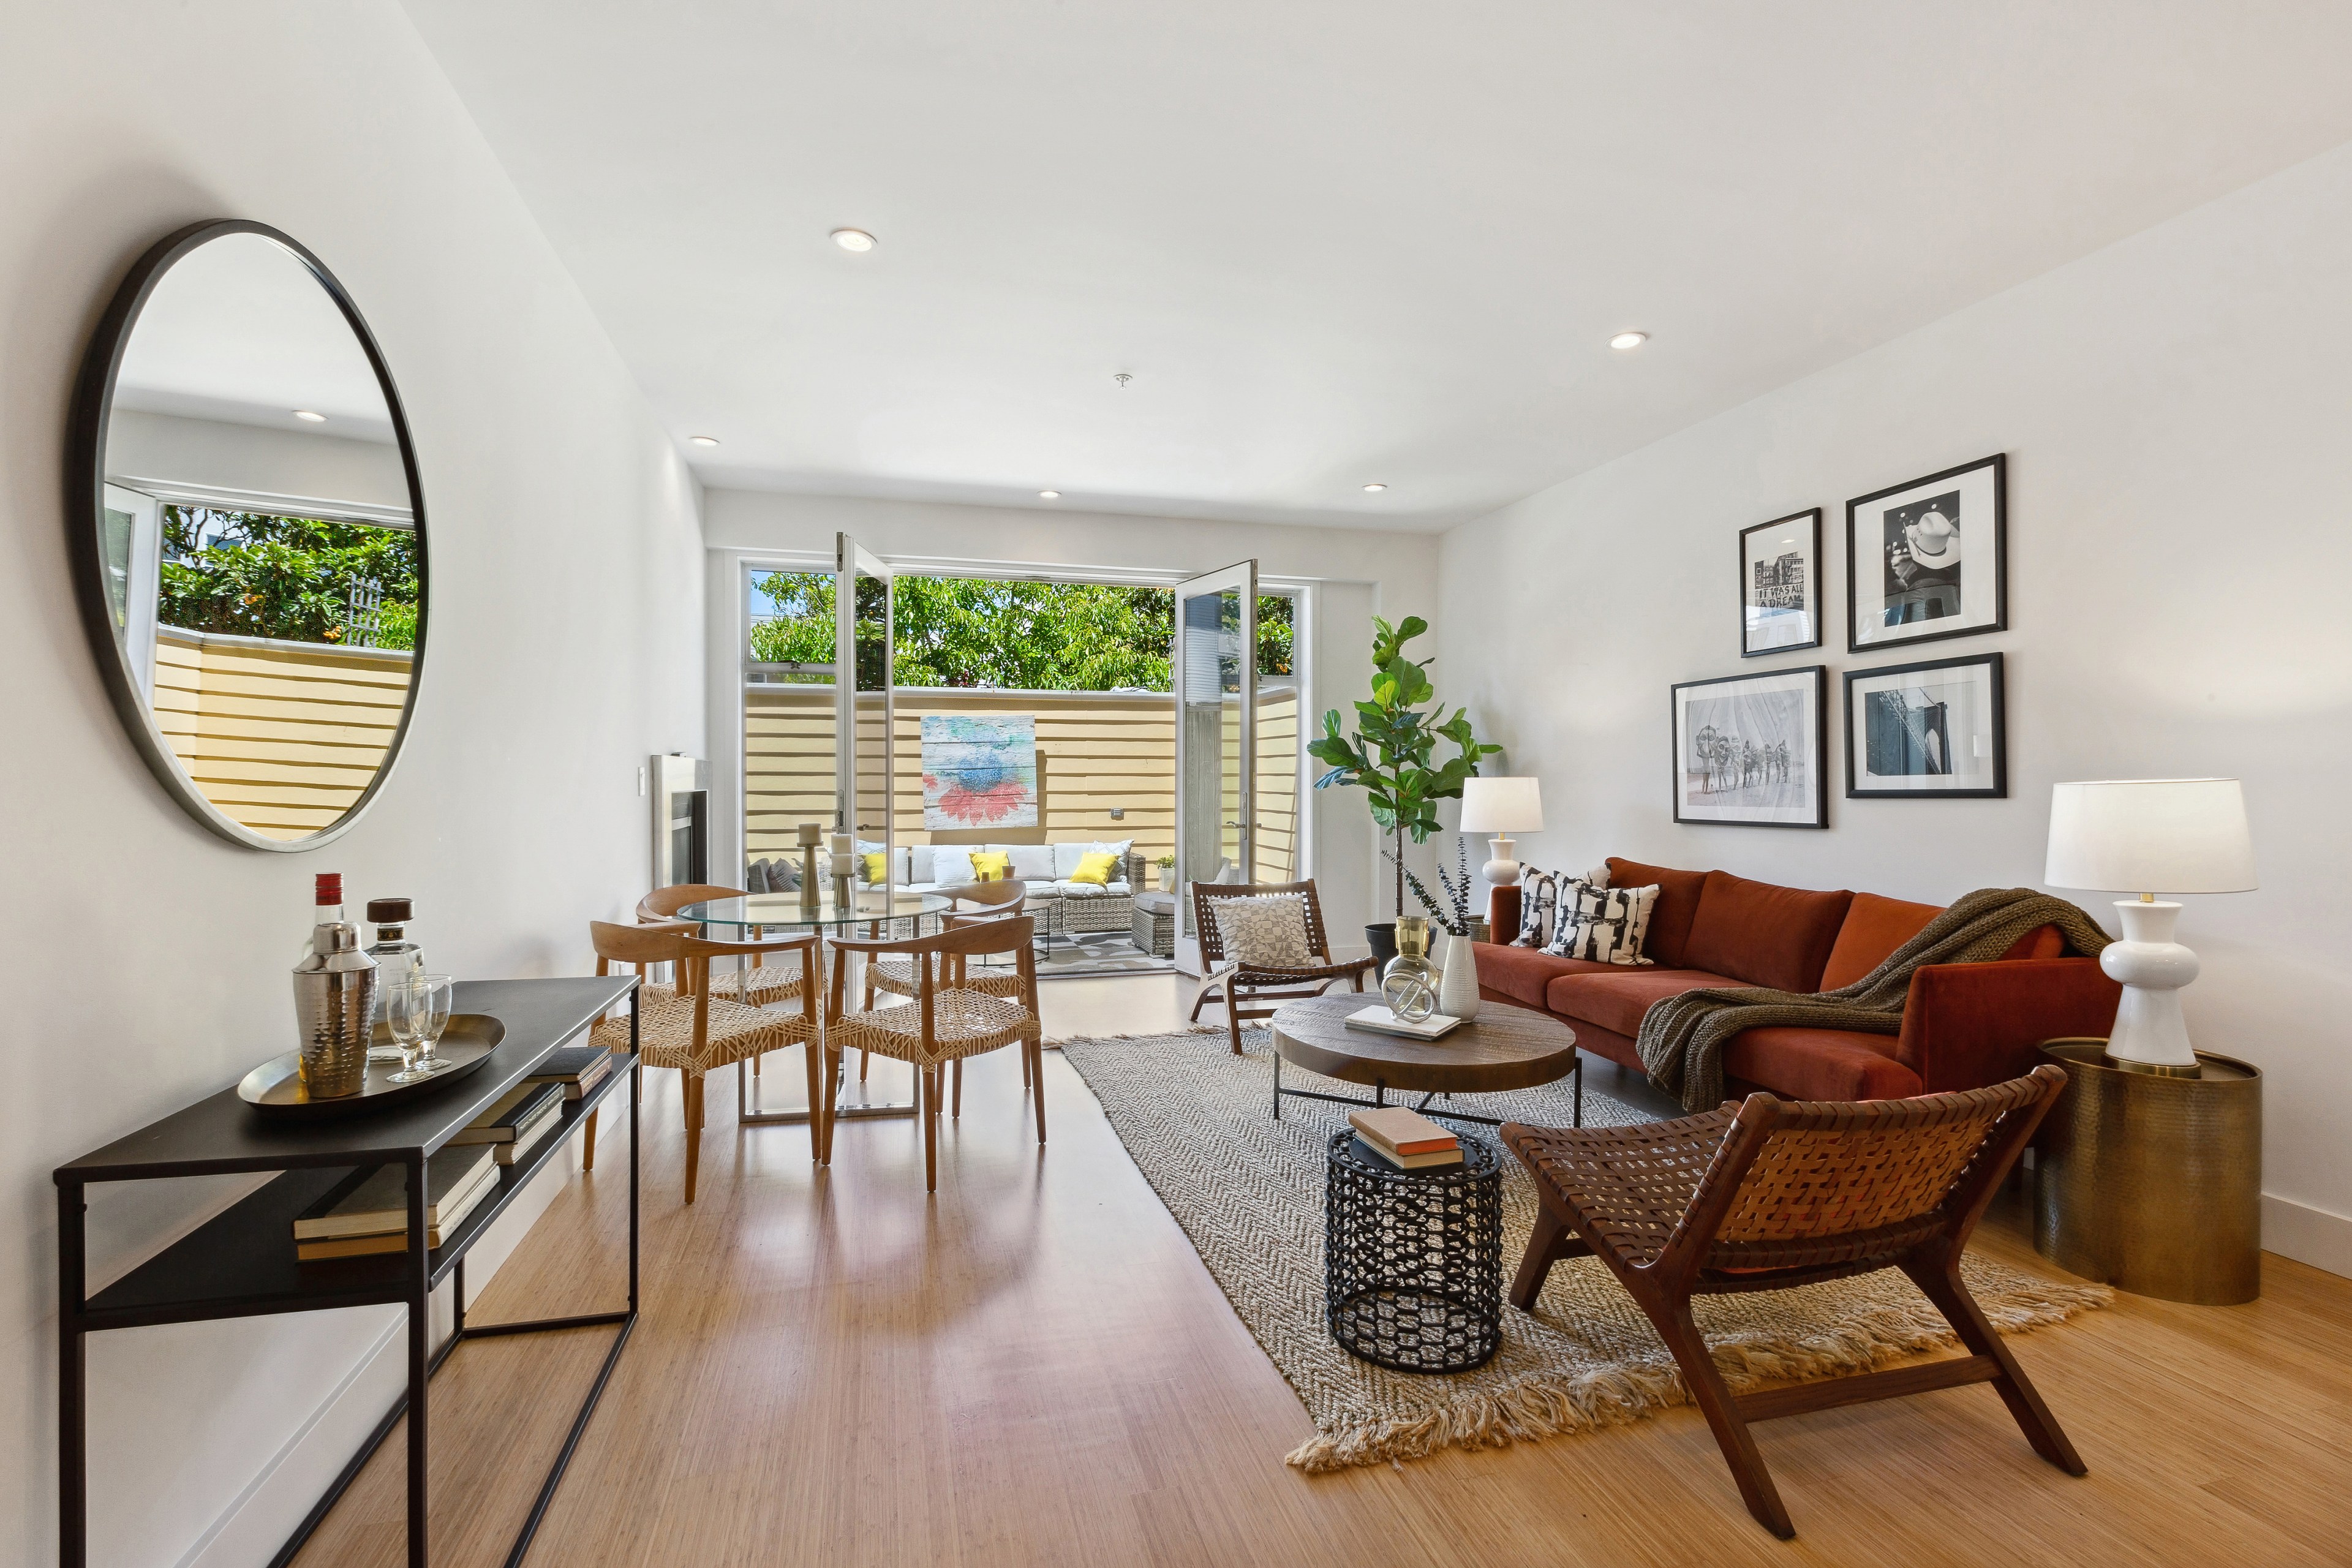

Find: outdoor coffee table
[1269,992,1582,1129]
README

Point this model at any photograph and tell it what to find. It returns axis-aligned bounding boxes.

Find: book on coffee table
[1343,1005,1464,1042]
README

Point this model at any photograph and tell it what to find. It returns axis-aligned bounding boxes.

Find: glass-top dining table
[669,888,955,1128]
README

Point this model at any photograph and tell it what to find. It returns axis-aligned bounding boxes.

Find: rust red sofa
[1479,857,2120,1101]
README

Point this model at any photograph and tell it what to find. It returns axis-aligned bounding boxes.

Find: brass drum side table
[2034,1038,2262,1305]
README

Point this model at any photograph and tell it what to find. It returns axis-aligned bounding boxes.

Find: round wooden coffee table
[1268,992,1582,1129]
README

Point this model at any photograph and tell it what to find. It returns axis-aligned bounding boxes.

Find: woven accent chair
[1186,879,1378,1055]
[1502,1065,2082,1540]
[638,883,807,1009]
[821,917,1044,1192]
[587,920,821,1203]
[861,878,1036,1088]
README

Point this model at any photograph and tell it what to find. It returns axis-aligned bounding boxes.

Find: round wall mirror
[69,221,428,850]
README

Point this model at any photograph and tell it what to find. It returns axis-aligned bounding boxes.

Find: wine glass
[386,973,454,1082]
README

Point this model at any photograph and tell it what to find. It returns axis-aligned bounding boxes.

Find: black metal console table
[55,976,641,1568]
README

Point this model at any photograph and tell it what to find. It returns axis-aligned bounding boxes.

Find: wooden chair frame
[822,917,1044,1191]
[1186,879,1378,1055]
[592,919,821,1202]
[1502,1065,2083,1539]
[861,878,1036,1088]
[638,882,807,1011]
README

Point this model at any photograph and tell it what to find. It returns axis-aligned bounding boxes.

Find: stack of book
[1343,1005,1464,1041]
[453,1080,565,1165]
[294,1144,498,1261]
[525,1045,614,1101]
[1347,1106,1464,1170]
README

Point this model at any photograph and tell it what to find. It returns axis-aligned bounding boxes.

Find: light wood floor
[292,974,2352,1567]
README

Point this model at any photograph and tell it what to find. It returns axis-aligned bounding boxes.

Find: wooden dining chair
[1188,879,1378,1055]
[586,920,821,1202]
[859,879,1036,1088]
[1502,1066,2082,1539]
[638,883,807,1009]
[820,918,1044,1192]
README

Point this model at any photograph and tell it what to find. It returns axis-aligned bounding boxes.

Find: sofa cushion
[1723,1027,1923,1100]
[1819,891,1944,990]
[1474,943,1620,1011]
[1547,878,1659,966]
[1681,870,1853,993]
[1054,838,1134,877]
[995,843,1057,881]
[1604,858,1709,967]
[1545,967,1746,1039]
[930,845,978,888]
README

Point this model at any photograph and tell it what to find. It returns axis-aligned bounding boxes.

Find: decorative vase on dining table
[1436,929,1481,1022]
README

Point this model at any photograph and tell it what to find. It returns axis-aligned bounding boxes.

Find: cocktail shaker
[293,874,377,1097]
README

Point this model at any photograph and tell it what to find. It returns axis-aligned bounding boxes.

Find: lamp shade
[2045,778,2256,894]
[1460,776,1543,834]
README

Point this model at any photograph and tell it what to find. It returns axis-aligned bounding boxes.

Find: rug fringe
[1283,1278,2111,1472]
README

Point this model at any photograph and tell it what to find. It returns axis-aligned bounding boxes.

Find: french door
[1173,560,1257,974]
[835,533,892,868]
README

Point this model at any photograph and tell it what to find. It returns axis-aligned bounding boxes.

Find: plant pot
[1365,922,1398,966]
[1157,868,1175,892]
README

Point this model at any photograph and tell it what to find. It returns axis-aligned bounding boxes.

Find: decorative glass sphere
[1382,956,1440,1022]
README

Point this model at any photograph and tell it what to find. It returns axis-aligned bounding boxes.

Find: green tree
[748,572,1293,690]
[1306,615,1500,916]
[157,507,420,650]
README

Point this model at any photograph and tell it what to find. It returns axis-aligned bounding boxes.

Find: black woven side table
[1324,1129,1504,1373]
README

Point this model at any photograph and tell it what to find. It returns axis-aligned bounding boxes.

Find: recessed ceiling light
[1038,490,1060,500]
[1610,331,1649,350]
[831,228,876,252]
[292,409,326,423]
[1362,482,1388,493]
[689,435,721,448]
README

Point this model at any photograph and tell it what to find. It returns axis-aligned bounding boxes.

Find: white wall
[701,490,1449,949]
[0,6,706,1566]
[1440,137,2352,1275]
[107,410,413,524]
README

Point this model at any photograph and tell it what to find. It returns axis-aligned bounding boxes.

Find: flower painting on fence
[921,714,1039,828]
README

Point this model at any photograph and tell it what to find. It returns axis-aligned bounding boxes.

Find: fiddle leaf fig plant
[1308,614,1501,916]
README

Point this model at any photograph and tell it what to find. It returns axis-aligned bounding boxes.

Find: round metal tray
[238,1015,505,1118]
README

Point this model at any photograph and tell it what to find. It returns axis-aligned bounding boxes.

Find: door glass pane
[1254,592,1299,883]
[850,564,892,862]
[1178,578,1250,939]
[742,565,836,884]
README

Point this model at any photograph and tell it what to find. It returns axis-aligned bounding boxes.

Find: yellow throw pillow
[861,851,888,884]
[1069,850,1120,886]
[970,851,1011,881]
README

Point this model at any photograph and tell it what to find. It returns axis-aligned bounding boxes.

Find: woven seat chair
[820,917,1044,1192]
[861,878,1036,1088]
[638,882,807,1009]
[1502,1065,2082,1539]
[1186,879,1378,1055]
[586,921,821,1203]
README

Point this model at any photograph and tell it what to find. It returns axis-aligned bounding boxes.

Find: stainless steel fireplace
[652,753,708,889]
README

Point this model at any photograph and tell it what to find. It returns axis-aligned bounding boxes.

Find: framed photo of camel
[1670,665,1829,829]
[1847,453,2006,652]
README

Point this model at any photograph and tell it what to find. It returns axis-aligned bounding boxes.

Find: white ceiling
[402,1,2352,531]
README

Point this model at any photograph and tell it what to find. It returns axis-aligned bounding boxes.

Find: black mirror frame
[65,219,431,852]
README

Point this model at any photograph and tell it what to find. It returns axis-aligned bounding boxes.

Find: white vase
[1437,930,1481,1021]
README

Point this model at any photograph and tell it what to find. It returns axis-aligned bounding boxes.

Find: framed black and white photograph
[1844,652,2005,799]
[1847,453,2005,652]
[1739,508,1822,657]
[1670,665,1828,829]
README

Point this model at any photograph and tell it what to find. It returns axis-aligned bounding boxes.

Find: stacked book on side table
[1347,1107,1463,1170]
[292,1052,608,1261]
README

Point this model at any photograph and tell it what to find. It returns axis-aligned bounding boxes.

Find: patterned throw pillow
[1543,878,1660,966]
[1512,869,1560,948]
[1211,894,1312,970]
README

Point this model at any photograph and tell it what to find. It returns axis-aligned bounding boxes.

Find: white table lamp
[2045,778,2256,1074]
[1460,777,1544,886]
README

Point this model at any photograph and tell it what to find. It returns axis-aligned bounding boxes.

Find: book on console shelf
[293,1144,499,1259]
[1342,1005,1464,1042]
[450,1081,564,1145]
[1346,1107,1464,1170]
[524,1044,614,1100]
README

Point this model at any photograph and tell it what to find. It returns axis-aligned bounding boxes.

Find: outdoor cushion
[1054,838,1134,877]
[1068,850,1120,885]
[1819,891,1944,990]
[930,845,978,888]
[1475,944,1621,1011]
[997,843,1057,882]
[1544,967,1747,1039]
[1053,878,1131,897]
[1722,1026,1923,1100]
[970,851,1011,880]
[1603,858,1709,967]
[1679,870,1853,993]
[908,844,935,884]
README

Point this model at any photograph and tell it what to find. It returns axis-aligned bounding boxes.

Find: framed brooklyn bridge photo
[1739,508,1821,657]
[1670,665,1828,829]
[1844,651,2007,799]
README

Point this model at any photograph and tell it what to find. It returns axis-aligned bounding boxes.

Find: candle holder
[796,821,822,911]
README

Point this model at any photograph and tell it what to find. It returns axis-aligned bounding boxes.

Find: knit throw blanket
[1635,887,2114,1112]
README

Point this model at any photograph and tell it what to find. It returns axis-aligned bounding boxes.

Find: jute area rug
[1055,1025,2110,1474]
